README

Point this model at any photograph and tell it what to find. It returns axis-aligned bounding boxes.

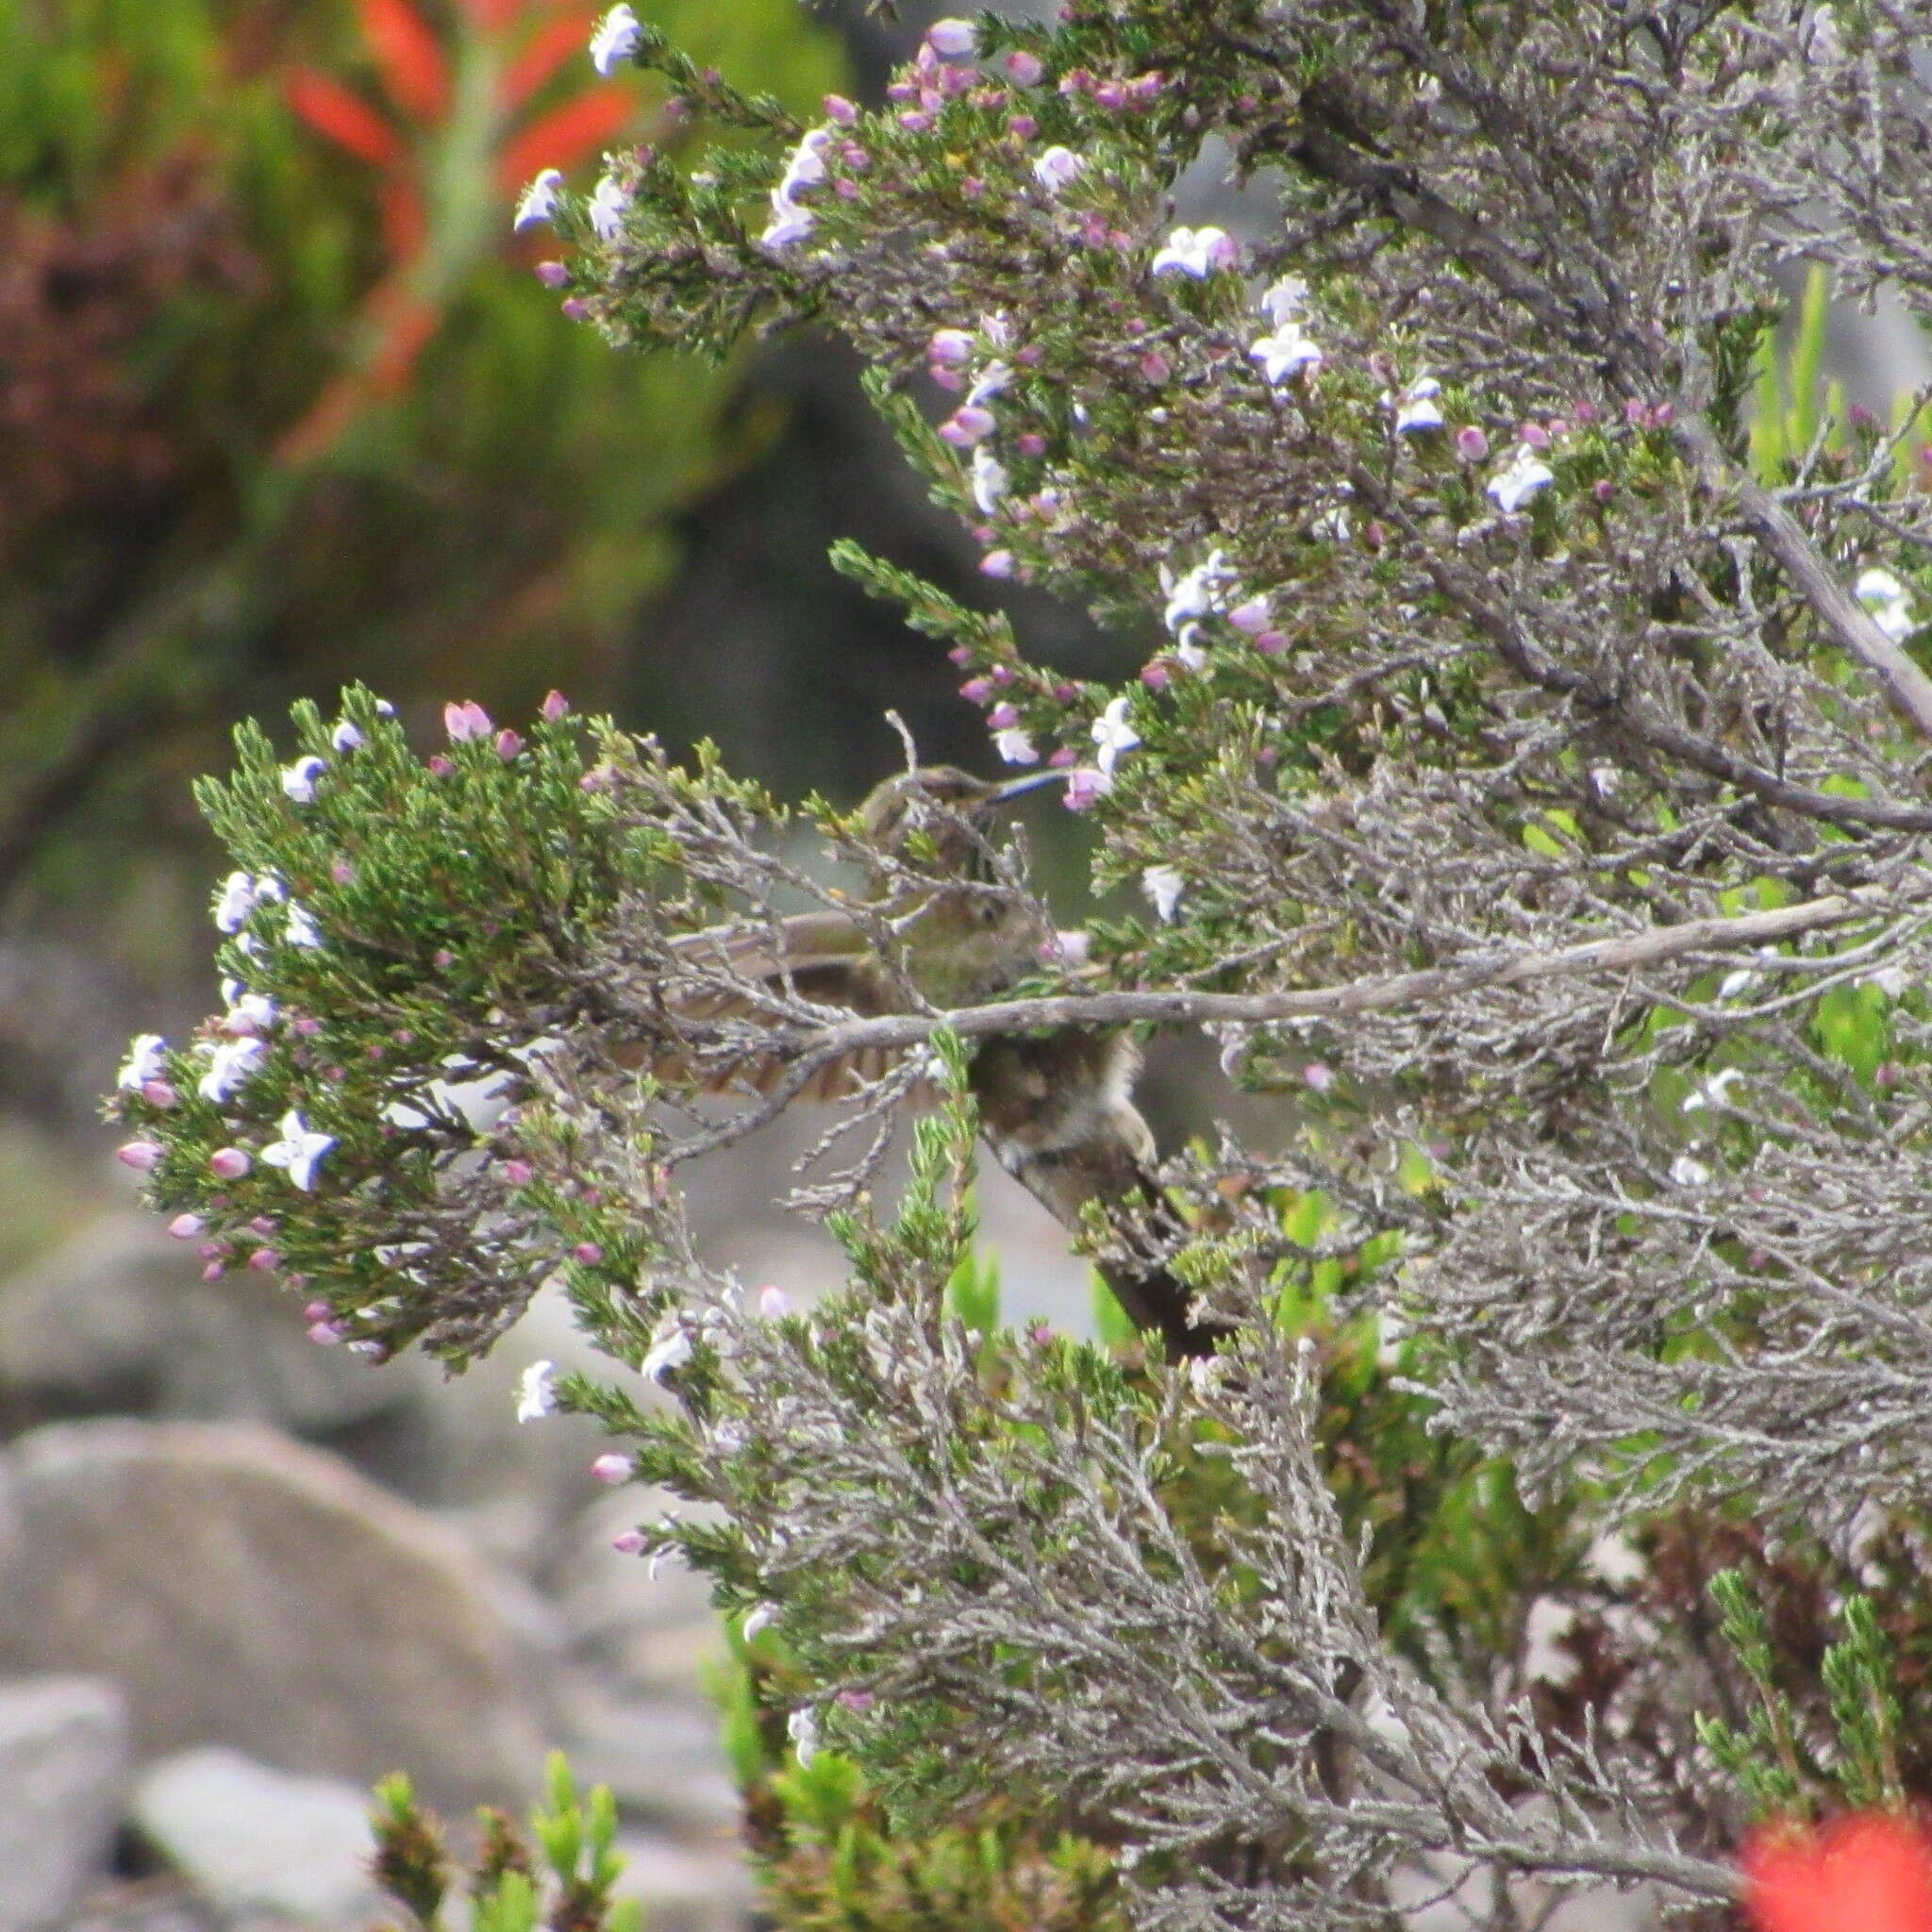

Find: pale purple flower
[261,1108,336,1191]
[280,756,326,804]
[1250,324,1322,385]
[516,1358,558,1422]
[589,5,641,75]
[1063,767,1112,810]
[168,1213,205,1239]
[929,328,974,365]
[940,406,996,447]
[541,689,571,720]
[1141,865,1185,922]
[777,126,833,199]
[1150,225,1237,277]
[118,1034,168,1091]
[1455,425,1491,463]
[993,724,1038,764]
[198,1036,268,1104]
[611,1528,646,1554]
[966,360,1013,405]
[513,169,563,231]
[1091,697,1141,774]
[331,720,363,753]
[588,174,630,242]
[824,92,858,125]
[926,17,976,56]
[758,1283,792,1319]
[591,1452,635,1485]
[285,905,323,950]
[444,700,491,741]
[1226,595,1271,634]
[1004,49,1044,85]
[116,1140,164,1172]
[224,992,278,1035]
[1486,444,1555,512]
[1031,145,1085,192]
[979,549,1015,578]
[209,1146,252,1179]
[970,445,1008,514]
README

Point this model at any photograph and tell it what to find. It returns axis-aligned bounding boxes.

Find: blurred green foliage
[0,0,844,965]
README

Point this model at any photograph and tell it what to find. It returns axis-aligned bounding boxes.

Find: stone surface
[0,1214,408,1436]
[0,1674,130,1932]
[132,1747,383,1926]
[610,1833,757,1932]
[0,1420,547,1813]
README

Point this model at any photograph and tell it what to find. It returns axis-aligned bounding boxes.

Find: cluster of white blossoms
[761,125,834,251]
[1249,276,1322,387]
[1150,225,1237,279]
[1857,567,1919,643]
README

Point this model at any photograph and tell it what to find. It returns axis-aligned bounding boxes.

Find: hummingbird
[633,765,1223,1359]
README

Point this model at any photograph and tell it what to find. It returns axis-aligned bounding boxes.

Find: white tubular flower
[1259,275,1307,327]
[119,1034,168,1091]
[588,174,630,242]
[1390,376,1444,432]
[280,756,327,805]
[515,1359,558,1423]
[1141,866,1185,922]
[742,1603,778,1641]
[197,1037,268,1105]
[1681,1067,1744,1113]
[642,1312,694,1383]
[1031,145,1085,193]
[513,169,564,231]
[1857,568,1917,642]
[1174,622,1208,671]
[760,193,817,250]
[224,992,278,1035]
[1668,1154,1711,1189]
[1149,225,1236,278]
[285,905,324,949]
[1091,696,1141,774]
[1160,549,1238,630]
[787,1707,821,1768]
[777,126,833,199]
[331,720,364,753]
[1249,325,1322,385]
[966,360,1013,406]
[993,725,1038,764]
[260,1109,336,1191]
[1487,444,1556,512]
[214,871,258,933]
[589,5,641,75]
[970,445,1008,514]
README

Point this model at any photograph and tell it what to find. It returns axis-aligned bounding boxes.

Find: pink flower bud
[307,1320,345,1346]
[1015,432,1046,458]
[837,1689,876,1711]
[930,366,963,391]
[1058,67,1091,94]
[1227,596,1271,634]
[885,80,917,103]
[929,328,974,365]
[494,728,524,761]
[1141,660,1171,691]
[1004,50,1044,85]
[841,142,869,170]
[1093,80,1127,109]
[294,1014,323,1036]
[502,1158,534,1186]
[1048,745,1077,768]
[1520,421,1552,450]
[836,178,861,200]
[168,1213,204,1240]
[426,754,454,778]
[1546,417,1570,437]
[198,1241,225,1260]
[1130,70,1164,101]
[202,1261,226,1282]
[926,17,976,57]
[444,700,491,742]
[897,109,932,131]
[247,1247,280,1272]
[303,1300,333,1322]
[1007,111,1038,137]
[1063,767,1109,810]
[330,858,355,885]
[1455,425,1490,463]
[1253,629,1288,655]
[1303,1061,1334,1093]
[959,677,993,703]
[534,261,569,289]
[541,689,571,720]
[823,92,858,125]
[1623,398,1651,426]
[1592,478,1616,503]
[573,1242,604,1265]
[611,1529,647,1555]
[559,298,591,323]
[990,664,1015,684]
[1140,350,1170,382]
[939,405,996,445]
[591,1452,636,1485]
[979,549,1015,577]
[249,1216,276,1235]
[988,702,1020,728]
[1650,400,1674,426]
[758,1283,792,1318]
[142,1079,179,1108]
[1572,399,1598,423]
[209,1147,252,1179]
[116,1141,164,1172]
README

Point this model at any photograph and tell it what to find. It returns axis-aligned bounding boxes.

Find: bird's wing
[614,910,905,1099]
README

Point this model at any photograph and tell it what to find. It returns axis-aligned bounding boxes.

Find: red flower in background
[1744,1814,1932,1932]
[281,0,636,460]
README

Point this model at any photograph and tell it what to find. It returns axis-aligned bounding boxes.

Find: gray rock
[0,1674,130,1932]
[0,1214,408,1436]
[0,1420,547,1813]
[610,1834,756,1932]
[132,1748,383,1926]
[558,1692,741,1838]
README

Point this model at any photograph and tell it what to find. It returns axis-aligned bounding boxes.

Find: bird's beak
[992,769,1066,803]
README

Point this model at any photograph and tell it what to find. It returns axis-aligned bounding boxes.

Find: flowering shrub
[112,3,1932,1927]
